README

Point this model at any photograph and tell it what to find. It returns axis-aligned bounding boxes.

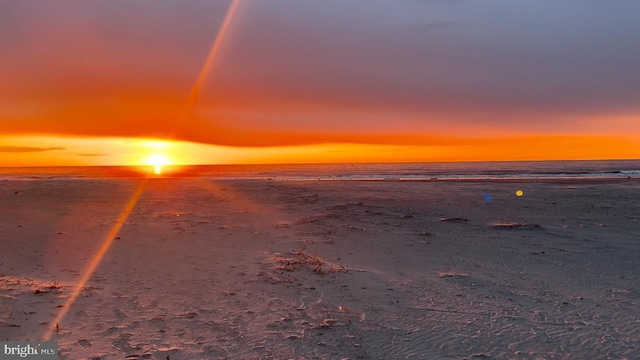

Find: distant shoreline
[1,160,639,181]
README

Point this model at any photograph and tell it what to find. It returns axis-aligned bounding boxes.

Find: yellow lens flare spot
[516,190,524,197]
[147,154,170,175]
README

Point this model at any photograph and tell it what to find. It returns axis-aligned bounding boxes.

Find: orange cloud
[0,146,65,153]
[2,0,639,164]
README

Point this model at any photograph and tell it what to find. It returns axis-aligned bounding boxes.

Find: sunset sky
[1,0,639,166]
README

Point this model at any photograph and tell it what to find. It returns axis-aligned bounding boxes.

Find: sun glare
[147,154,170,174]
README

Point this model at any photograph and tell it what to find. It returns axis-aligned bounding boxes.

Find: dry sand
[1,177,639,359]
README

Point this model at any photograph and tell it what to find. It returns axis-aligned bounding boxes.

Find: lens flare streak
[172,0,247,136]
[43,181,147,340]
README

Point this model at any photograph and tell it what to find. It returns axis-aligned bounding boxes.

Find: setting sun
[147,153,170,174]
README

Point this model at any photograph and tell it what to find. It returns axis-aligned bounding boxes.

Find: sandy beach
[1,177,639,359]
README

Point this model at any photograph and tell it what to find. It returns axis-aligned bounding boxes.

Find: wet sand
[1,177,639,359]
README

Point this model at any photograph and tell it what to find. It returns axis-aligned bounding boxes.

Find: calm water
[1,160,639,180]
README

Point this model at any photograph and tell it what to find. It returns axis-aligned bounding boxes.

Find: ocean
[1,160,639,180]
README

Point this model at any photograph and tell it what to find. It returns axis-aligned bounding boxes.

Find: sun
[147,153,170,174]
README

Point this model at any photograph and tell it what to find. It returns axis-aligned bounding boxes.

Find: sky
[1,0,639,166]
